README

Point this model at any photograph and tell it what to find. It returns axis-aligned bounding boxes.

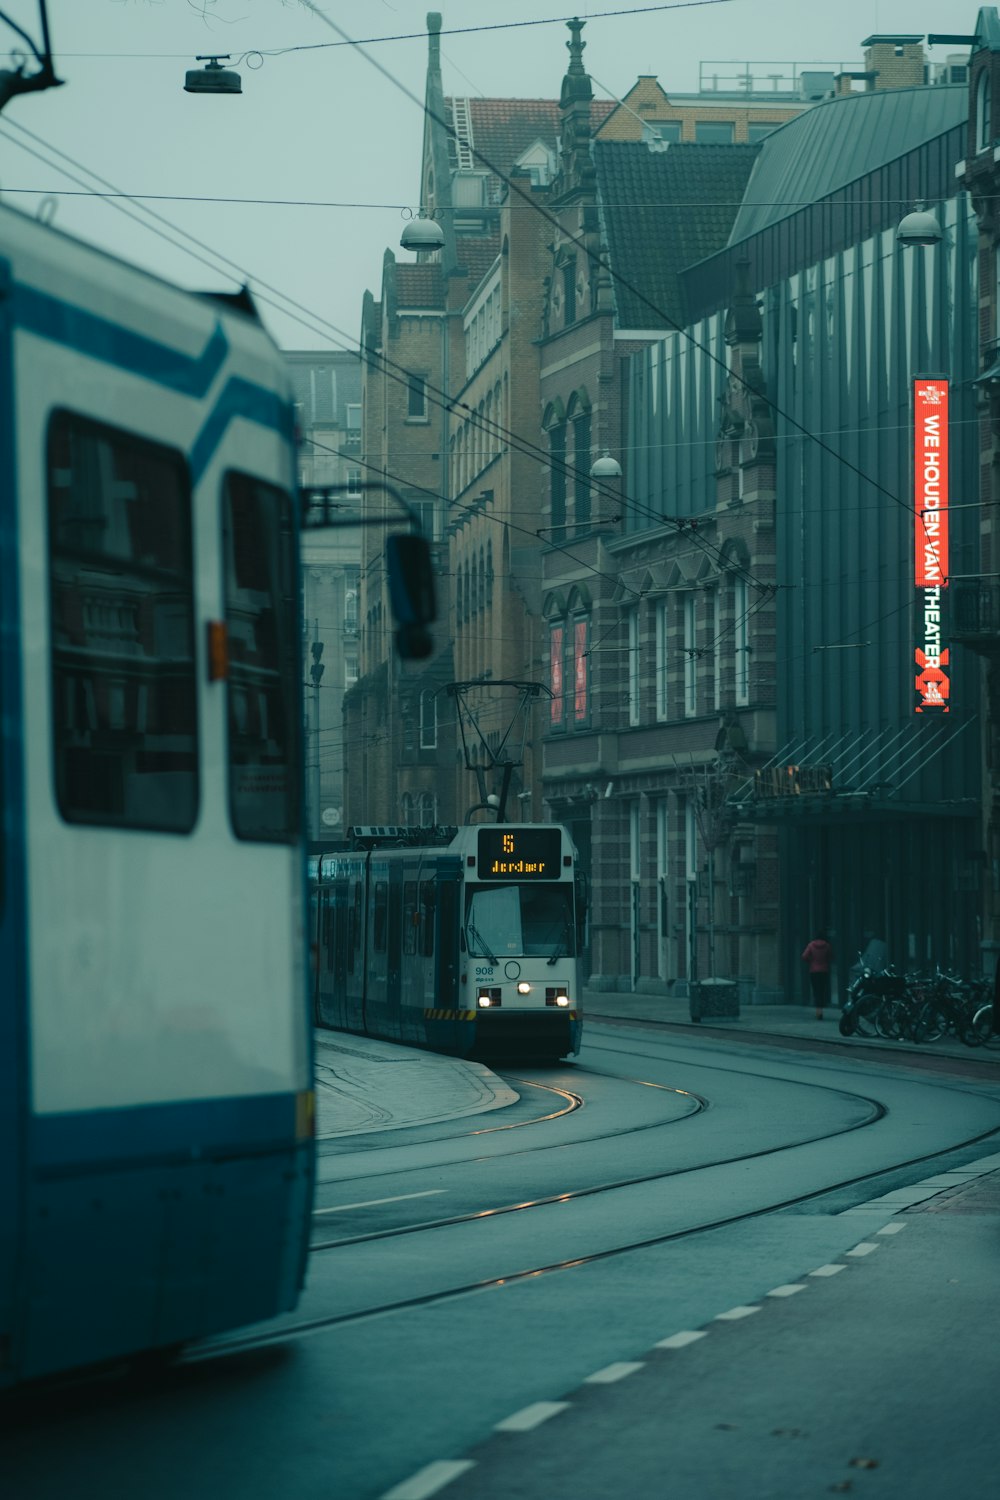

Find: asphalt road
[3,1021,999,1500]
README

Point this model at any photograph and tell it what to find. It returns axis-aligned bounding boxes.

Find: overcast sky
[0,0,974,352]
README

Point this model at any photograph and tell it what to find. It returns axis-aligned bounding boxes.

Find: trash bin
[689,978,739,1022]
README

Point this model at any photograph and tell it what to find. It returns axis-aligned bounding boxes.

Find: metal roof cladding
[728,84,969,246]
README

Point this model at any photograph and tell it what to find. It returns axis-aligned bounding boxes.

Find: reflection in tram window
[465,883,575,959]
[223,472,300,842]
[47,410,197,831]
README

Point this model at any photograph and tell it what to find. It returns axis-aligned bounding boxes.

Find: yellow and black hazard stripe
[423,1009,478,1021]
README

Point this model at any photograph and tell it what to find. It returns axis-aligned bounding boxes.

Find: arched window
[419,791,437,824]
[420,690,437,749]
[978,68,992,152]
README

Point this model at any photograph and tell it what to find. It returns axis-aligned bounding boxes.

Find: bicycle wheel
[909,1001,945,1044]
[971,1004,1000,1047]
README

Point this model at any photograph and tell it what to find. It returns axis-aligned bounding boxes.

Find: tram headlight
[545,987,571,1007]
[517,981,532,995]
[478,987,502,1008]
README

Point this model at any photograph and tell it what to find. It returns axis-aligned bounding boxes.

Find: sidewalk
[581,983,1000,1067]
[313,1030,519,1138]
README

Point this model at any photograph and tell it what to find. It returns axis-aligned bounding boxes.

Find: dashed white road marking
[877,1221,907,1235]
[846,1241,880,1257]
[380,1459,476,1500]
[656,1330,708,1349]
[314,1190,447,1215]
[495,1402,570,1432]
[767,1283,806,1297]
[585,1361,645,1384]
[715,1305,760,1321]
[809,1264,847,1277]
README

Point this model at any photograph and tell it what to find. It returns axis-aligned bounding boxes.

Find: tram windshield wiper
[467,922,499,966]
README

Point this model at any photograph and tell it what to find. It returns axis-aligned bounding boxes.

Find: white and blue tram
[0,200,316,1385]
[311,824,585,1059]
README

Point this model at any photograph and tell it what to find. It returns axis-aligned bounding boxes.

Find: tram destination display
[477,827,562,879]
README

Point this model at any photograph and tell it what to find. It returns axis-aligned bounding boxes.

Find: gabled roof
[395,263,445,309]
[593,141,760,329]
[448,97,615,194]
[974,6,1000,51]
[728,85,968,245]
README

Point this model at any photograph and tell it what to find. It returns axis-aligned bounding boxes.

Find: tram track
[190,1109,1000,1364]
[191,1037,1000,1365]
[307,1084,875,1249]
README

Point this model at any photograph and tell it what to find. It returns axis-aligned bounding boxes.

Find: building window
[550,622,566,730]
[573,616,590,726]
[683,594,697,716]
[47,411,197,832]
[345,402,361,433]
[977,68,992,152]
[655,601,669,721]
[407,373,427,419]
[419,689,437,749]
[684,796,699,882]
[419,791,437,824]
[651,121,681,142]
[573,409,591,532]
[747,121,780,142]
[344,649,358,686]
[346,467,362,496]
[627,607,640,726]
[549,422,567,533]
[734,574,750,705]
[562,260,577,326]
[695,120,735,144]
[711,589,722,711]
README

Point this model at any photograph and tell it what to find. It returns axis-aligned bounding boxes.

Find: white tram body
[312,824,585,1059]
[0,201,314,1385]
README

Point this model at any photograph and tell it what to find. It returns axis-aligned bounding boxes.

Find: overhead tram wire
[0,161,882,675]
[56,3,738,60]
[0,122,773,605]
[300,3,938,552]
[0,121,753,595]
[0,121,887,654]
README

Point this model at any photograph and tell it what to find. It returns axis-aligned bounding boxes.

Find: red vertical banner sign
[913,378,950,713]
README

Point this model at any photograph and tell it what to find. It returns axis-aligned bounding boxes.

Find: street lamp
[184,56,242,95]
[590,451,622,479]
[896,207,942,248]
[400,215,444,253]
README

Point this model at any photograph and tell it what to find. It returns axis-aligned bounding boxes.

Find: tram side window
[373,880,388,952]
[403,881,418,956]
[419,880,436,958]
[347,879,363,973]
[223,472,301,842]
[47,411,197,831]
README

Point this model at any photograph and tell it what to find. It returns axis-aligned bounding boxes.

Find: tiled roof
[448,97,615,185]
[454,235,502,291]
[395,263,445,308]
[593,141,760,329]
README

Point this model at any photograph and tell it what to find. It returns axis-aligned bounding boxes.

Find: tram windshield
[465,883,575,961]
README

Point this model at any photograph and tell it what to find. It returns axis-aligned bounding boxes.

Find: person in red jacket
[802,931,833,1020]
